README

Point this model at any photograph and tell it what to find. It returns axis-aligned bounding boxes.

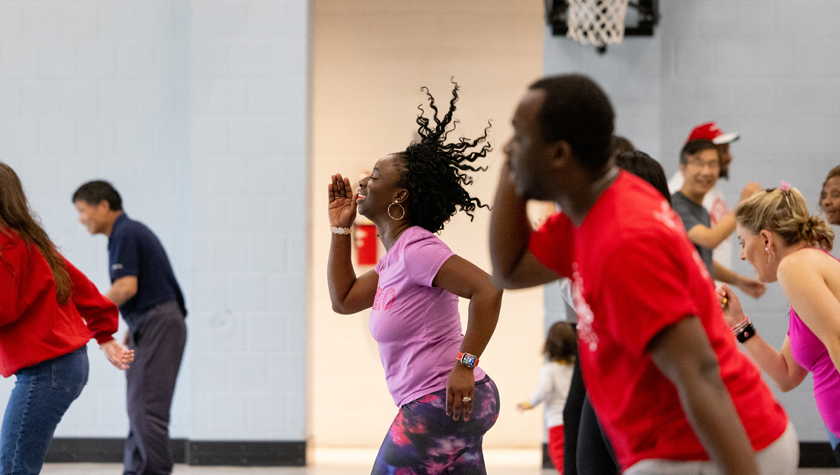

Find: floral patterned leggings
[372,376,500,475]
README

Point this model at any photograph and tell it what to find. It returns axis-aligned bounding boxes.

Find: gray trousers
[123,301,186,475]
[623,422,798,475]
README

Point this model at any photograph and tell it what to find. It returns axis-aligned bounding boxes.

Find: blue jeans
[828,426,840,450]
[826,427,840,466]
[1,346,89,475]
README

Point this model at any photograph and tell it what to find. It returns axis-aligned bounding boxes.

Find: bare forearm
[490,168,530,280]
[741,336,800,391]
[489,172,551,289]
[459,288,503,357]
[327,234,357,313]
[693,212,736,249]
[712,262,739,285]
[651,318,759,475]
[676,371,759,475]
[106,280,136,307]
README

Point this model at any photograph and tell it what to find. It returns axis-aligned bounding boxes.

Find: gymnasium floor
[39,449,839,474]
[38,465,840,474]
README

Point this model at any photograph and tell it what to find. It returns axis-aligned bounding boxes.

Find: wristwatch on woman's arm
[456,351,479,369]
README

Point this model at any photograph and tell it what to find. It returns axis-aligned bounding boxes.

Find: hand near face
[328,174,357,228]
[736,277,766,299]
[739,182,762,203]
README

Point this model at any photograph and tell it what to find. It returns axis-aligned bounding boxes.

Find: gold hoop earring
[388,201,406,220]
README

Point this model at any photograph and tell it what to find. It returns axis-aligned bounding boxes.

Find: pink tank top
[788,256,840,435]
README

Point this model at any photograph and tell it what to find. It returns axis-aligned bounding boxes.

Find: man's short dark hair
[72,180,123,211]
[680,139,719,166]
[528,74,615,173]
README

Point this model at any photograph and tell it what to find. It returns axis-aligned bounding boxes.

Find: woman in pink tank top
[326,82,502,475]
[717,182,840,465]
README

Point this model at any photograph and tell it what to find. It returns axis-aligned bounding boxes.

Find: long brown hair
[0,163,71,304]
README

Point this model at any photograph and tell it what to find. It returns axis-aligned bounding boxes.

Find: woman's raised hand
[328,174,357,227]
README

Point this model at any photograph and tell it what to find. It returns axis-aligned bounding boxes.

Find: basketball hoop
[566,0,630,48]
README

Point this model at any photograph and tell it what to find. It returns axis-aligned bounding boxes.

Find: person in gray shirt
[671,139,765,298]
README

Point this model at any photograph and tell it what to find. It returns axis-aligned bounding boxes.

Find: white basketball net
[567,0,630,47]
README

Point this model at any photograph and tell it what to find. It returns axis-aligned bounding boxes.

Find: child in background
[518,321,577,473]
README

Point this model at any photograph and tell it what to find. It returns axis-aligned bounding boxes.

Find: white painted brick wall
[545,0,840,442]
[189,0,309,440]
[0,0,308,442]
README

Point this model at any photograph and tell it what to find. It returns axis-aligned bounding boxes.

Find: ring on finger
[462,396,472,403]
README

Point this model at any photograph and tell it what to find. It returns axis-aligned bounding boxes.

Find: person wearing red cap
[669,122,741,278]
[671,139,766,299]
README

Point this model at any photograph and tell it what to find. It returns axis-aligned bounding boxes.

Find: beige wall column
[310,0,547,450]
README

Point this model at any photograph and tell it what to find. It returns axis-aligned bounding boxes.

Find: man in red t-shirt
[489,75,797,475]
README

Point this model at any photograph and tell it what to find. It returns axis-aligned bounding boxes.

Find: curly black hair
[394,81,492,233]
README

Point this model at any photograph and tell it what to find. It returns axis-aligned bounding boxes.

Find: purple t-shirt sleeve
[402,233,455,287]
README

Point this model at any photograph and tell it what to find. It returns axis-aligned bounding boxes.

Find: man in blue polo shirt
[73,181,186,475]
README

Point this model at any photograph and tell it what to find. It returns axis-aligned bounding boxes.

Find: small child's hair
[543,321,577,362]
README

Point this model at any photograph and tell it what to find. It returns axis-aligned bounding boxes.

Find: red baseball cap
[686,122,740,145]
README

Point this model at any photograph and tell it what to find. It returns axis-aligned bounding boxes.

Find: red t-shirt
[0,229,119,377]
[529,171,787,470]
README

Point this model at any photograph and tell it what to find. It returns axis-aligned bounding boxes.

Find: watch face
[461,354,476,366]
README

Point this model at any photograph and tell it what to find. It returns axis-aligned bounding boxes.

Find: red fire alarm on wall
[355,223,377,266]
[354,170,378,266]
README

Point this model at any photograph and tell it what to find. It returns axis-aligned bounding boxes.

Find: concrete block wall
[0,0,308,444]
[544,0,840,441]
[188,0,308,441]
[660,0,840,441]
[0,0,191,438]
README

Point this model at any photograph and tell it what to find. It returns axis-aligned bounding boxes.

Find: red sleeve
[528,213,574,278]
[597,233,702,357]
[0,237,28,326]
[64,257,119,345]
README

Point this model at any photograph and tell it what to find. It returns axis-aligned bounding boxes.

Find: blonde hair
[735,186,834,251]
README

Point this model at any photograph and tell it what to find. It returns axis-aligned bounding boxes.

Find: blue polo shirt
[108,213,186,328]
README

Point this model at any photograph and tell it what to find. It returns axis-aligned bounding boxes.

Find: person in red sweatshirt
[0,162,134,474]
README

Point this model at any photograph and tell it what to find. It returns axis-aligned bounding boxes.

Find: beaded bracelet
[730,317,756,343]
[730,317,749,333]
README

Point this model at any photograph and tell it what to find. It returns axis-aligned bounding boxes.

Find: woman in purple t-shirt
[717,183,840,465]
[327,82,502,475]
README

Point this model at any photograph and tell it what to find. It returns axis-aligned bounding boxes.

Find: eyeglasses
[687,158,720,170]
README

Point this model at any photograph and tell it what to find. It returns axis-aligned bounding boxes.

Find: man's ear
[97,200,111,213]
[549,140,574,171]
